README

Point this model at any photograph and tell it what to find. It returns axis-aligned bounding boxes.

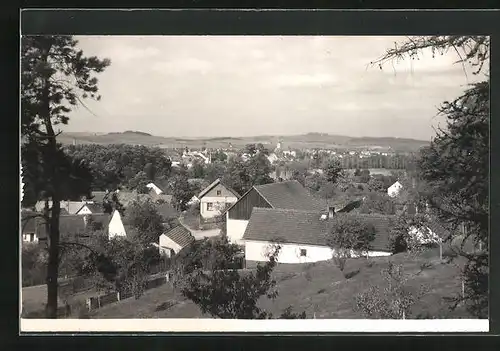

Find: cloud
[272,73,338,88]
[64,36,483,141]
[151,58,213,75]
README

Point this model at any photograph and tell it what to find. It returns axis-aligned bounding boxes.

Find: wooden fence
[85,274,169,311]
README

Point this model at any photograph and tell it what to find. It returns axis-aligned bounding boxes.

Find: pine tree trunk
[46,198,61,318]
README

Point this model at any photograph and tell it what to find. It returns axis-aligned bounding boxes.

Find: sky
[62,36,484,141]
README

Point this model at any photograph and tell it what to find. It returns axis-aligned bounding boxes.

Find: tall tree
[372,36,489,317]
[21,35,110,318]
[125,198,165,245]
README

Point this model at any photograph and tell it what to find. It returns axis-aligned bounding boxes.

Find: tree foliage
[178,244,281,319]
[373,35,489,318]
[169,172,196,212]
[124,198,165,245]
[327,215,376,272]
[63,144,172,192]
[173,236,242,275]
[21,35,110,318]
[354,262,428,319]
[222,154,273,195]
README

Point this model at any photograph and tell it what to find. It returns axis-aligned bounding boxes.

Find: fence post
[117,291,120,301]
[439,243,443,261]
[98,296,101,309]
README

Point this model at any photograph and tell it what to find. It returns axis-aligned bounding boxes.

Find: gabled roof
[254,180,324,211]
[77,203,104,214]
[34,214,111,239]
[243,208,394,252]
[198,178,240,199]
[243,208,330,246]
[162,225,195,248]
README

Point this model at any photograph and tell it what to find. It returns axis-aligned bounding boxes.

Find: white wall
[159,234,183,256]
[226,216,249,245]
[245,240,333,264]
[108,210,127,239]
[245,240,392,264]
[200,196,238,218]
[22,233,38,243]
[388,182,403,198]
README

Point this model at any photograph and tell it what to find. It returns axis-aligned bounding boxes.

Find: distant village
[21,138,450,265]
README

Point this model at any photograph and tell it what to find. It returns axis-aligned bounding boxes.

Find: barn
[224,180,324,245]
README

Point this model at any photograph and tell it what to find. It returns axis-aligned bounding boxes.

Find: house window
[216,190,222,196]
[300,249,307,257]
[207,202,214,211]
[23,233,35,242]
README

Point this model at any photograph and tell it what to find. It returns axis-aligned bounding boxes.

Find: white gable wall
[76,205,92,215]
[201,196,238,218]
[158,234,184,257]
[108,210,127,239]
[388,181,403,198]
[226,212,248,245]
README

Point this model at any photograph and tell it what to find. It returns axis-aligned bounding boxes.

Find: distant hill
[108,130,152,137]
[58,131,429,152]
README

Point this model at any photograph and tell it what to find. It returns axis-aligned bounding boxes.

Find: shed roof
[163,225,195,248]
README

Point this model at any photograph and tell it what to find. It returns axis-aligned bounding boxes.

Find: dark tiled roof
[243,208,330,246]
[35,214,111,239]
[254,180,325,211]
[198,178,240,199]
[242,208,394,252]
[163,225,195,248]
[427,218,452,240]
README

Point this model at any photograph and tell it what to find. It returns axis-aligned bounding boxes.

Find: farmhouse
[158,225,195,257]
[243,208,393,265]
[34,200,88,214]
[198,178,240,219]
[225,180,324,245]
[387,181,403,198]
[22,213,112,243]
[21,210,45,244]
[75,203,104,215]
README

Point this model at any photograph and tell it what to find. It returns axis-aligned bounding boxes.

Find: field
[58,131,429,153]
[88,250,471,319]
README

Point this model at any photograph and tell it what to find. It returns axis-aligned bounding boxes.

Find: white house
[225,180,325,245]
[387,181,403,198]
[75,203,104,215]
[243,208,393,265]
[158,225,195,257]
[198,179,240,219]
[146,183,164,195]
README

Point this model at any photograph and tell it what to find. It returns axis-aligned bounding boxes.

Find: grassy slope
[90,250,471,319]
